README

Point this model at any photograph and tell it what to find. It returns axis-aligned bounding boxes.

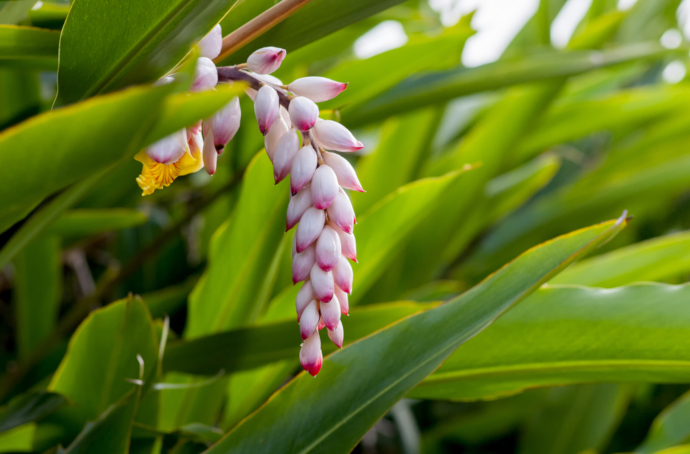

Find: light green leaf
[47,209,148,238]
[637,390,690,454]
[411,283,690,401]
[0,25,59,70]
[0,423,34,452]
[204,217,625,453]
[0,0,36,25]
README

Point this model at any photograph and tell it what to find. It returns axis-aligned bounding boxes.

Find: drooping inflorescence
[137,24,364,376]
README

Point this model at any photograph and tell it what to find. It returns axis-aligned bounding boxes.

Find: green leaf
[551,231,690,287]
[0,423,34,452]
[13,236,61,359]
[344,43,672,126]
[47,209,148,238]
[219,0,410,64]
[411,283,690,401]
[140,276,199,319]
[204,217,625,453]
[518,384,632,454]
[185,151,288,338]
[637,390,690,454]
[0,25,59,70]
[48,297,158,434]
[0,68,41,129]
[164,302,432,375]
[0,0,35,25]
[57,0,239,103]
[0,391,68,434]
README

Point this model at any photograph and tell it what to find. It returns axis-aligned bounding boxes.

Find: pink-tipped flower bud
[280,106,291,125]
[288,77,348,102]
[296,281,314,321]
[210,96,241,152]
[264,117,288,162]
[299,300,320,340]
[330,221,357,262]
[273,129,300,183]
[320,295,341,331]
[287,185,313,231]
[318,317,326,331]
[192,57,218,92]
[315,226,341,272]
[203,129,218,175]
[327,192,355,234]
[329,320,344,348]
[199,24,222,59]
[289,97,319,131]
[335,285,349,315]
[310,263,334,302]
[290,145,317,195]
[247,46,286,74]
[311,165,339,209]
[292,244,315,284]
[313,120,363,152]
[300,329,322,376]
[334,255,353,294]
[295,207,325,253]
[254,85,280,135]
[146,129,187,164]
[322,151,364,192]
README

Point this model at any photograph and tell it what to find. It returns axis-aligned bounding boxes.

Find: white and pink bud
[203,129,218,175]
[315,226,341,272]
[299,329,322,376]
[328,321,344,348]
[287,185,313,231]
[310,263,334,302]
[296,281,314,321]
[272,129,300,183]
[334,286,349,315]
[288,77,348,102]
[334,255,353,294]
[292,244,315,284]
[264,117,288,162]
[327,192,355,234]
[146,129,187,164]
[322,151,364,192]
[247,46,286,74]
[299,300,320,340]
[321,296,341,332]
[290,145,317,195]
[192,57,218,92]
[330,222,357,262]
[199,24,222,59]
[288,97,319,131]
[209,96,241,152]
[295,207,325,253]
[313,120,363,152]
[254,85,280,135]
[311,165,339,209]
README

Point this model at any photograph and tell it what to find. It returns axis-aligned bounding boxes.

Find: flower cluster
[137,24,364,376]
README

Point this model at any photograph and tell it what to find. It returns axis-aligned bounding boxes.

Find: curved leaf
[637,390,690,454]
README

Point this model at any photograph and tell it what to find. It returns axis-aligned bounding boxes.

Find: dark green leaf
[0,391,68,434]
[637,390,690,454]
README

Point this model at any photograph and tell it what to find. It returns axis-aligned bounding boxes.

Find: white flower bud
[199,24,222,60]
[253,73,283,86]
[311,164,339,210]
[288,76,348,102]
[280,106,291,125]
[333,255,353,294]
[191,57,218,92]
[329,221,357,262]
[247,46,286,74]
[310,263,334,302]
[328,320,344,348]
[154,75,175,86]
[315,226,341,272]
[203,129,218,175]
[245,87,257,101]
[320,294,341,331]
[288,97,319,131]
[146,129,187,164]
[313,120,363,152]
[299,329,322,376]
[334,285,349,315]
[295,207,325,253]
[290,145,317,195]
[299,300,320,340]
[322,151,364,192]
[296,281,314,321]
[327,191,355,234]
[264,117,288,162]
[210,96,241,152]
[292,244,315,284]
[286,184,313,231]
[254,85,280,135]
[272,128,300,183]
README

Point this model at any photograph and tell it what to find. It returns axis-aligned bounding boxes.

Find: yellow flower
[135,139,204,196]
